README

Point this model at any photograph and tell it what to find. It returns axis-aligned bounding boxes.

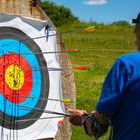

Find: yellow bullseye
[5,64,24,90]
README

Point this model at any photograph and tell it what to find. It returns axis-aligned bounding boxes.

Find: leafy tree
[41,1,79,26]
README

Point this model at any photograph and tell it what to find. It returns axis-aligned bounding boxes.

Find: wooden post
[0,0,76,140]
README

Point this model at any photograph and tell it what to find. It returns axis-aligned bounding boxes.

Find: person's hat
[132,13,140,24]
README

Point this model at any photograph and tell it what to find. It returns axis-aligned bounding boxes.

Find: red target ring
[0,52,32,103]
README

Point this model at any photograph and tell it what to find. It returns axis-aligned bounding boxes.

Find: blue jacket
[96,52,140,140]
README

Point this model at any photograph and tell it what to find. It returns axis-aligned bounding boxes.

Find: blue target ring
[0,39,41,117]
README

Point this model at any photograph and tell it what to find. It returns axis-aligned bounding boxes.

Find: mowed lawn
[58,22,135,140]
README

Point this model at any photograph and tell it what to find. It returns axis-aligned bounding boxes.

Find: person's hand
[68,109,87,126]
[68,109,87,116]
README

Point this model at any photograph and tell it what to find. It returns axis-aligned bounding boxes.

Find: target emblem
[0,27,49,130]
[5,64,25,91]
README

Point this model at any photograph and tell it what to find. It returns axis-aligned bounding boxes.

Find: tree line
[41,1,79,26]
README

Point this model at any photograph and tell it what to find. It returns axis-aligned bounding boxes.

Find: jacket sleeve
[96,59,130,114]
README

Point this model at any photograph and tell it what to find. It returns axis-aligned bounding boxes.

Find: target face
[0,27,49,129]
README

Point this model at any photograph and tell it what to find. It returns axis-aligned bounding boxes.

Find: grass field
[58,22,136,140]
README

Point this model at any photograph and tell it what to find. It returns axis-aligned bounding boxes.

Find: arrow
[73,66,94,72]
[19,25,101,42]
[6,94,73,105]
[67,49,80,55]
[84,26,96,32]
[61,98,73,105]
[6,49,83,56]
[15,116,65,122]
[19,105,71,117]
[6,48,133,57]
[84,25,102,32]
[8,65,94,72]
[58,120,64,128]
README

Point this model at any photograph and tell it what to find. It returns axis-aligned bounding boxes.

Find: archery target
[0,27,49,130]
[0,15,64,140]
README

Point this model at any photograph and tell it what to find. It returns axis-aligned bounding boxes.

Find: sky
[47,0,140,24]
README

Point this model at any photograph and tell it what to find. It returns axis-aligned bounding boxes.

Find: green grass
[58,22,136,140]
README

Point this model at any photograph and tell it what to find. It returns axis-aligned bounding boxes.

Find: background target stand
[0,1,76,140]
